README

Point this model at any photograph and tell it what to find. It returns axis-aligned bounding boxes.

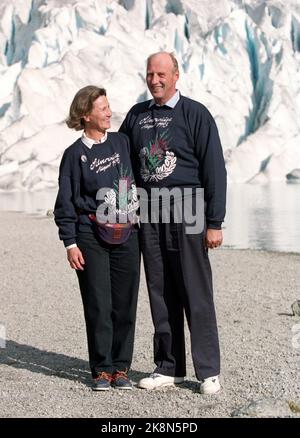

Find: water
[223,182,300,253]
[0,190,57,215]
[0,183,299,253]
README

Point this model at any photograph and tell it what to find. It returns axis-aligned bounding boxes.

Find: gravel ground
[0,211,299,418]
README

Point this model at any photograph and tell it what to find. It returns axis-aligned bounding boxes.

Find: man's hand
[67,247,85,270]
[205,229,223,249]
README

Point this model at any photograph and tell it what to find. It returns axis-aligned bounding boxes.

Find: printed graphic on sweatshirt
[102,165,139,219]
[139,115,172,130]
[139,131,177,182]
[90,152,120,173]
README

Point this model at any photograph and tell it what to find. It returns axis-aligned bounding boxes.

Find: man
[120,52,226,394]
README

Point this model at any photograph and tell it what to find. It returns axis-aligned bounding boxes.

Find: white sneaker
[199,375,221,394]
[138,373,184,390]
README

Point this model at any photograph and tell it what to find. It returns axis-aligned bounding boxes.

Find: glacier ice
[0,0,299,190]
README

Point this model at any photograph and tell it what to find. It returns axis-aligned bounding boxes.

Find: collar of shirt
[149,90,180,109]
[81,131,108,149]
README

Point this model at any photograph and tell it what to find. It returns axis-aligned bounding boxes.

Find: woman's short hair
[66,86,106,131]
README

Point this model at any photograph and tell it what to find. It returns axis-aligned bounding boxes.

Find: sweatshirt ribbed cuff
[63,238,77,247]
[206,222,223,230]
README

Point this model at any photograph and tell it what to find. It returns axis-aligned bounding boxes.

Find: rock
[286,169,300,182]
[231,398,292,417]
[288,401,300,413]
[291,300,300,317]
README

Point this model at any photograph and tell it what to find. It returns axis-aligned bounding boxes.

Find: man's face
[146,54,179,105]
[84,95,112,133]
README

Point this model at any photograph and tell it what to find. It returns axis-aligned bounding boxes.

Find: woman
[54,86,140,391]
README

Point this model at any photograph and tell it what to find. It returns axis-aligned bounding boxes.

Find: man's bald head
[146,52,179,105]
[147,52,179,73]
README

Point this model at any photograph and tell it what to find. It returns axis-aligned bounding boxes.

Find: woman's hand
[67,247,85,270]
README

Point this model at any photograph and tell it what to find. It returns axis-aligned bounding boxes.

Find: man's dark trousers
[140,220,220,381]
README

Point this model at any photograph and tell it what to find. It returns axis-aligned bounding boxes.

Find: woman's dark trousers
[76,231,140,378]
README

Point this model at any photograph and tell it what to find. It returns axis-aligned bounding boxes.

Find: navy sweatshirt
[54,132,138,247]
[119,95,227,229]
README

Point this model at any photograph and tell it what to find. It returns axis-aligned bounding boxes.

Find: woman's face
[84,95,112,133]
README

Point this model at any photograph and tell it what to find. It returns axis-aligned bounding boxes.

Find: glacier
[0,0,299,190]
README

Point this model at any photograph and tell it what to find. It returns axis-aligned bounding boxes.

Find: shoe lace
[96,371,112,382]
[150,373,163,379]
[203,376,218,383]
[113,370,128,381]
[209,376,218,381]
